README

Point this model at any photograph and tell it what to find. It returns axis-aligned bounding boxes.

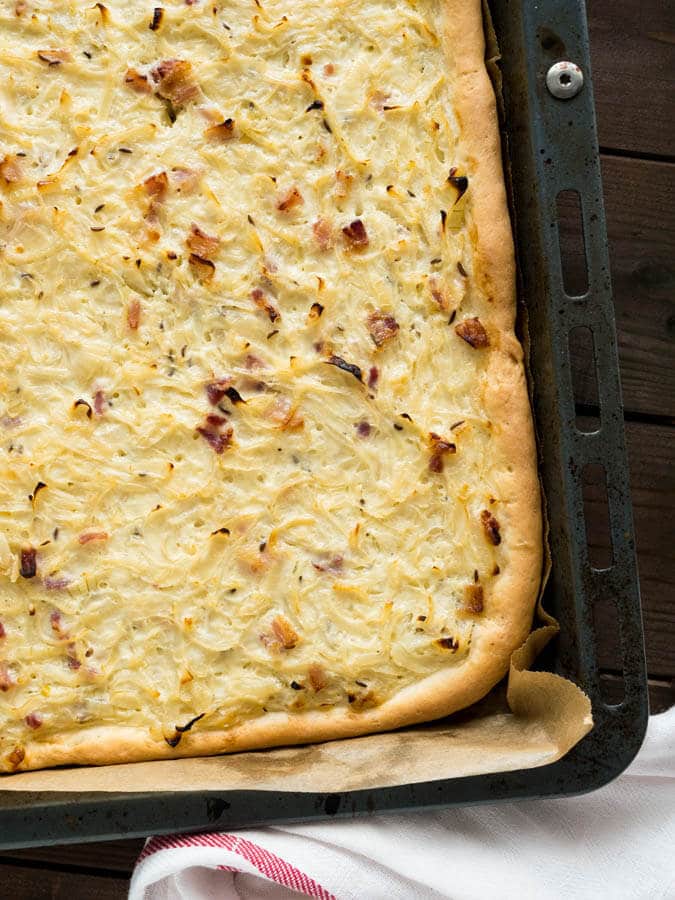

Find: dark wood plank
[580,418,675,676]
[0,839,143,876]
[588,0,675,158]
[0,862,128,899]
[564,156,675,417]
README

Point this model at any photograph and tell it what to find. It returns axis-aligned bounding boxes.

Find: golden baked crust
[0,0,542,773]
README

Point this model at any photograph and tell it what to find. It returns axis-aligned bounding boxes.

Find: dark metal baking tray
[0,0,647,849]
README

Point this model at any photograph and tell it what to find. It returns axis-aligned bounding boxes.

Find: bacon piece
[0,622,5,639]
[7,746,25,769]
[367,311,399,347]
[429,275,450,312]
[428,432,456,473]
[20,546,36,578]
[312,555,343,574]
[271,615,299,650]
[455,317,489,349]
[142,171,168,201]
[276,186,303,213]
[205,118,236,141]
[127,298,141,330]
[0,154,22,185]
[44,576,71,590]
[480,509,501,545]
[0,662,15,692]
[312,218,333,251]
[197,419,233,454]
[251,287,280,322]
[323,63,335,76]
[37,49,71,66]
[188,253,215,281]
[93,389,106,415]
[367,366,379,390]
[49,610,67,637]
[151,59,199,106]
[342,219,368,249]
[463,583,484,614]
[205,378,233,406]
[355,421,371,438]
[334,169,353,198]
[124,67,152,94]
[308,663,327,692]
[244,353,265,370]
[266,395,304,430]
[186,223,220,259]
[25,712,43,729]
[66,642,81,670]
[78,531,108,545]
[171,166,201,192]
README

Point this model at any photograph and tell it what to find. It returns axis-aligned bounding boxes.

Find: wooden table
[2,2,673,896]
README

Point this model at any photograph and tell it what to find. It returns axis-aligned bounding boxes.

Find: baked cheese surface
[0,0,541,772]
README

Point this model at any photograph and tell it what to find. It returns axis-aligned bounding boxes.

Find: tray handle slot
[556,189,589,297]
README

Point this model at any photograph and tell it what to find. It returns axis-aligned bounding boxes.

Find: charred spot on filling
[308,302,324,322]
[251,288,280,322]
[205,118,236,141]
[164,712,205,747]
[149,6,163,30]
[428,433,457,473]
[37,48,70,66]
[276,186,304,212]
[480,509,501,545]
[366,311,400,347]
[447,167,469,203]
[74,399,93,419]
[290,680,305,690]
[325,355,363,383]
[463,583,484,614]
[20,546,36,578]
[436,636,460,651]
[455,317,489,348]
[342,219,369,249]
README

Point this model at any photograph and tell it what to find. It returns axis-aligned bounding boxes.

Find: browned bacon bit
[480,509,501,545]
[20,546,36,579]
[188,253,216,281]
[447,167,469,203]
[436,636,460,651]
[127,298,141,330]
[205,377,233,405]
[428,433,457,473]
[73,398,93,418]
[367,366,379,390]
[151,59,199,106]
[0,663,15,692]
[276,186,303,213]
[78,531,108,545]
[312,217,333,251]
[308,302,324,322]
[37,49,70,66]
[197,417,233,454]
[367,310,399,347]
[142,170,169,201]
[205,118,236,141]
[50,610,65,636]
[334,169,353,198]
[271,615,299,650]
[0,622,5,639]
[0,154,22,185]
[455,317,489,348]
[429,275,449,312]
[251,287,280,322]
[463,584,484,614]
[308,664,327,692]
[124,67,152,93]
[25,712,43,729]
[44,576,71,590]
[326,355,362,383]
[171,166,201,191]
[93,389,106,415]
[187,223,220,259]
[356,421,371,438]
[323,63,335,76]
[266,395,303,430]
[66,642,81,670]
[312,555,343,574]
[15,1,29,16]
[149,6,163,30]
[342,218,368,249]
[7,746,25,769]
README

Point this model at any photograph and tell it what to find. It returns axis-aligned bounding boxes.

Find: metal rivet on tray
[546,61,584,99]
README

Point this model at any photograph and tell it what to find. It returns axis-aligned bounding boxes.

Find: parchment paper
[0,5,593,797]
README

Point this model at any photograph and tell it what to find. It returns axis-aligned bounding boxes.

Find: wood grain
[563,156,675,417]
[0,839,142,875]
[587,0,675,158]
[580,419,675,675]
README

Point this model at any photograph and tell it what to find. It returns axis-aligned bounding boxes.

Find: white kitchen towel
[129,706,675,900]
